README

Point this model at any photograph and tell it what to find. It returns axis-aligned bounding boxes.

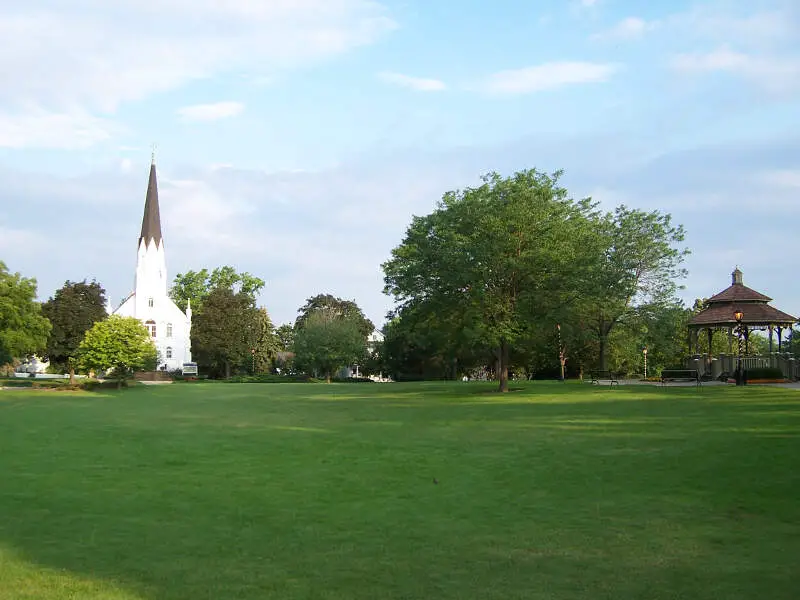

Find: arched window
[148,297,154,308]
[145,320,156,338]
[166,347,173,359]
[166,323,173,337]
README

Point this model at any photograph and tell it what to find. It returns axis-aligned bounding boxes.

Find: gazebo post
[769,325,774,353]
[777,326,783,352]
[707,328,713,358]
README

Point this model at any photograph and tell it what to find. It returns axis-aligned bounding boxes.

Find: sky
[1,0,798,328]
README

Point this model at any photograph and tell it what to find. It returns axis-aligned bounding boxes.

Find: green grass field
[1,381,798,599]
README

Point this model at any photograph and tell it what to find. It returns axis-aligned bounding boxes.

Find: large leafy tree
[0,261,51,366]
[384,169,599,392]
[295,294,375,338]
[41,279,107,381]
[169,266,265,312]
[78,315,157,388]
[191,287,261,378]
[580,206,689,371]
[293,311,366,382]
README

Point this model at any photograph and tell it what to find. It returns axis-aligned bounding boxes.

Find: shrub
[744,367,784,380]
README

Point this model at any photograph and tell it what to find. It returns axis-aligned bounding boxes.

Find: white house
[110,158,192,371]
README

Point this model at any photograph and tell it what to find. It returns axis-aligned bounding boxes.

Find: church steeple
[139,154,163,247]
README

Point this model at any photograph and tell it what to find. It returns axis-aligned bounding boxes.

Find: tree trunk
[326,371,331,383]
[117,378,123,390]
[225,361,231,379]
[498,338,509,393]
[68,366,75,386]
[599,335,609,371]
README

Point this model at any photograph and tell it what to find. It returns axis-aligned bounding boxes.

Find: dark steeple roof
[139,158,163,247]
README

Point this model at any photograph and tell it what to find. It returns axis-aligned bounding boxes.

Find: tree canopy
[169,266,265,312]
[191,287,265,378]
[78,315,157,387]
[383,169,690,387]
[293,310,366,382]
[0,261,51,365]
[295,294,374,338]
[41,279,107,377]
[383,169,600,391]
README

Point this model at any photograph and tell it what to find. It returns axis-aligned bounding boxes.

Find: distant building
[110,158,192,371]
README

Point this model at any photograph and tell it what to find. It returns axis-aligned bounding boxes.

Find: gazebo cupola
[688,268,798,355]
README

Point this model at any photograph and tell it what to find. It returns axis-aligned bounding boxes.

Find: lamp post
[251,347,256,375]
[734,310,744,386]
[643,346,648,379]
[557,323,565,381]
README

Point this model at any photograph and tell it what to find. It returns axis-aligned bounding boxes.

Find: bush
[744,367,784,380]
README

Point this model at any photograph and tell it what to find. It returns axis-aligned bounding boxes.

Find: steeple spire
[139,155,163,247]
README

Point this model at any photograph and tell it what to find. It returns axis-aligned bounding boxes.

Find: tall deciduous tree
[581,206,689,370]
[384,169,599,392]
[0,261,51,366]
[78,315,157,388]
[295,294,375,338]
[293,311,366,382]
[169,266,265,312]
[191,287,261,378]
[41,279,107,382]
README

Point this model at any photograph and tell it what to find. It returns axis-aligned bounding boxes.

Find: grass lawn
[1,381,798,599]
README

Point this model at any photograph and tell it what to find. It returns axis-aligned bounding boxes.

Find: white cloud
[0,110,118,149]
[758,169,800,190]
[0,0,396,147]
[481,62,618,95]
[591,17,653,41]
[377,72,447,92]
[670,47,800,94]
[177,101,245,122]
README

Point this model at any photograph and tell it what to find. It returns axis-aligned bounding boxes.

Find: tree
[0,261,51,366]
[275,324,295,352]
[580,206,689,371]
[252,308,280,373]
[293,311,366,382]
[41,279,107,383]
[384,169,599,392]
[78,316,157,388]
[169,266,265,312]
[295,294,374,338]
[191,287,261,378]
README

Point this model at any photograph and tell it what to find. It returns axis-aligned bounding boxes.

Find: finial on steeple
[151,143,157,165]
[732,266,743,286]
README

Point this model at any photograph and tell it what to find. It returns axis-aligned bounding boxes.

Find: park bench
[589,370,619,386]
[660,369,701,386]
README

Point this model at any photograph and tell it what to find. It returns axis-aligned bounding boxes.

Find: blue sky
[1,0,798,328]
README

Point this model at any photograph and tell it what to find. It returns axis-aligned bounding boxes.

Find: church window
[166,323,173,337]
[145,320,156,337]
[166,347,173,359]
[148,297,154,308]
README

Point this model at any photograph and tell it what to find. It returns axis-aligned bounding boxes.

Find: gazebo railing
[686,353,799,381]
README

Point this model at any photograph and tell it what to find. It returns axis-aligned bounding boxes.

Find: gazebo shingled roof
[689,268,798,329]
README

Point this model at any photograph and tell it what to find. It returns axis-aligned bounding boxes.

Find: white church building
[110,159,192,372]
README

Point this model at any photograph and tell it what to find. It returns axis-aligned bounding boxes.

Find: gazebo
[687,268,798,379]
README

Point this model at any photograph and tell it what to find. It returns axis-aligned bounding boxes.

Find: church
[109,158,192,371]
